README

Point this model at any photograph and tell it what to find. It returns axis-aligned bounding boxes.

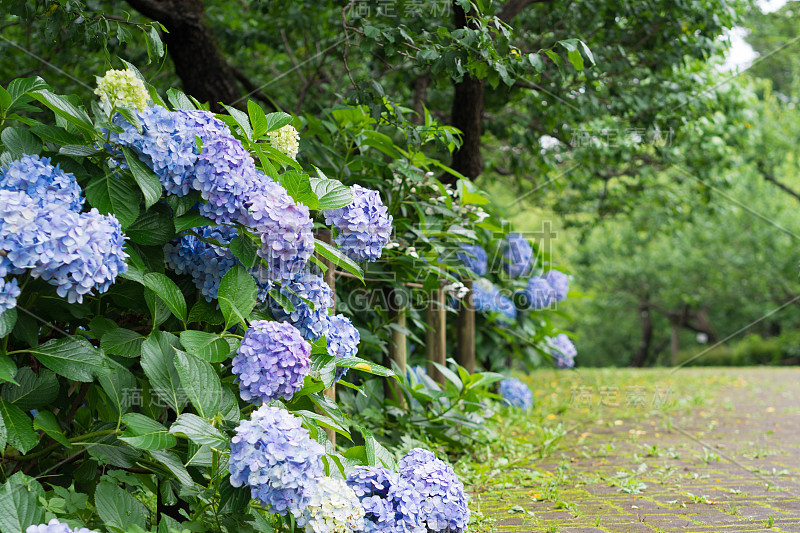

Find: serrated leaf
[264,111,292,132]
[127,204,175,245]
[28,336,107,382]
[0,473,45,533]
[170,413,227,448]
[174,350,222,418]
[0,308,18,338]
[100,328,145,358]
[141,332,186,413]
[0,354,17,385]
[32,411,69,446]
[221,104,252,139]
[95,481,146,531]
[85,172,141,229]
[98,360,137,416]
[142,272,187,322]
[174,212,216,233]
[0,400,37,454]
[361,429,396,469]
[248,100,268,138]
[28,90,94,135]
[1,368,58,410]
[1,127,41,157]
[166,88,196,111]
[120,413,176,450]
[314,239,364,283]
[267,289,296,313]
[218,265,258,329]
[310,173,353,210]
[279,171,319,209]
[123,148,162,209]
[179,331,235,363]
[229,234,259,269]
[58,144,101,156]
[149,449,195,486]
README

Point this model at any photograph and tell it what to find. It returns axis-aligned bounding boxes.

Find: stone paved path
[476,368,800,533]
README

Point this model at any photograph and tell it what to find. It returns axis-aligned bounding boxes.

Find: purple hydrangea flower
[522,276,553,309]
[544,269,569,302]
[398,449,470,533]
[499,378,533,409]
[346,466,425,533]
[269,272,333,341]
[326,314,360,382]
[0,277,21,314]
[548,333,577,369]
[232,320,311,404]
[164,225,238,301]
[229,405,325,521]
[324,185,393,262]
[0,154,83,212]
[242,179,315,281]
[502,233,532,277]
[26,519,97,533]
[472,280,517,322]
[456,244,487,276]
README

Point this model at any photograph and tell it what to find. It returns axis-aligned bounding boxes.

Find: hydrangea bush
[499,377,534,409]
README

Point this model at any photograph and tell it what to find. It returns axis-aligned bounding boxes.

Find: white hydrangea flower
[268,124,300,159]
[94,69,148,112]
[406,246,419,258]
[303,477,365,533]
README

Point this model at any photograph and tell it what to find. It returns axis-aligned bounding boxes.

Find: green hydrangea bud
[94,69,148,112]
[267,124,300,159]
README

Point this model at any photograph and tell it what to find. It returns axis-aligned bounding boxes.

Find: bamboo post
[456,279,475,373]
[315,229,336,445]
[388,301,407,409]
[426,285,447,385]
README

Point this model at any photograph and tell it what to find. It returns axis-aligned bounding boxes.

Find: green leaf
[142,272,188,322]
[100,328,145,358]
[1,127,41,157]
[123,147,162,209]
[0,308,17,338]
[335,357,395,378]
[580,40,596,66]
[170,413,227,448]
[29,125,82,146]
[0,355,17,385]
[28,336,107,382]
[0,473,45,533]
[229,234,259,269]
[310,171,353,210]
[120,413,176,450]
[141,332,186,413]
[567,49,584,71]
[179,331,236,363]
[32,411,69,446]
[248,100,269,138]
[147,25,165,59]
[85,172,141,229]
[174,212,216,234]
[218,265,258,329]
[279,171,319,209]
[264,111,292,132]
[28,90,94,135]
[361,429,396,469]
[253,142,301,170]
[314,239,364,283]
[0,368,58,410]
[221,104,253,139]
[188,299,224,325]
[267,289,295,313]
[97,361,137,416]
[149,449,195,486]
[58,144,101,156]
[166,88,196,111]
[95,481,147,532]
[127,204,175,245]
[174,350,222,418]
[0,400,37,454]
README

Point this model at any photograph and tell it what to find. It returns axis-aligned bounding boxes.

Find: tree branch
[762,171,800,202]
[497,0,551,24]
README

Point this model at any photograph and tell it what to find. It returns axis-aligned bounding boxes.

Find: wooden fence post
[315,229,336,445]
[388,300,407,408]
[456,279,475,373]
[426,285,447,385]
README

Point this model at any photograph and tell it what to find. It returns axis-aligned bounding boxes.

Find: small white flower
[425,207,435,215]
[410,187,417,193]
[267,124,300,159]
[407,247,419,258]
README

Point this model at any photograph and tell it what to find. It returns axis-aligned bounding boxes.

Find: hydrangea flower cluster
[302,477,366,533]
[0,277,20,314]
[346,466,425,533]
[499,378,533,409]
[472,279,517,321]
[326,314,360,382]
[164,225,238,301]
[456,244,487,276]
[232,320,311,403]
[269,272,334,341]
[243,178,315,281]
[26,519,97,533]
[398,449,470,533]
[522,276,553,309]
[545,269,569,302]
[0,156,127,305]
[502,233,532,277]
[94,68,148,112]
[229,405,325,521]
[324,185,393,262]
[268,124,301,160]
[548,333,577,369]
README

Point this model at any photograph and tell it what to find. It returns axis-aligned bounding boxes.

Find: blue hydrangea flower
[502,233,532,277]
[326,314,360,382]
[324,185,393,262]
[232,320,311,404]
[472,279,517,322]
[242,179,315,281]
[269,272,333,341]
[499,378,533,410]
[346,467,425,533]
[26,519,97,533]
[0,277,20,314]
[164,225,238,301]
[0,154,83,212]
[548,333,577,369]
[302,476,366,533]
[545,269,569,302]
[406,365,427,383]
[521,276,553,309]
[456,244,487,276]
[398,449,470,533]
[109,105,200,197]
[0,190,56,273]
[229,405,325,521]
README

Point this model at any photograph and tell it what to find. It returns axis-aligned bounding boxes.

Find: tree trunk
[631,302,652,367]
[125,0,241,110]
[670,322,680,366]
[446,3,485,185]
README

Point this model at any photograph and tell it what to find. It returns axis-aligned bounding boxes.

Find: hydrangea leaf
[0,473,45,533]
[141,332,186,413]
[100,328,146,358]
[179,331,235,363]
[0,368,58,411]
[314,239,364,283]
[28,336,107,382]
[95,480,147,532]
[218,265,258,329]
[174,350,222,418]
[0,400,37,454]
[85,172,141,229]
[279,171,319,210]
[120,412,176,450]
[32,410,69,447]
[169,413,227,448]
[142,272,188,323]
[123,147,162,210]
